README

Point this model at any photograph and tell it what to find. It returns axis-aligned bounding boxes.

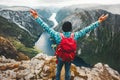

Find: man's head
[62,21,72,32]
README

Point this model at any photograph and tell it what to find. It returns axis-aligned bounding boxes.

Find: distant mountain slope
[0,16,36,47]
[0,8,43,40]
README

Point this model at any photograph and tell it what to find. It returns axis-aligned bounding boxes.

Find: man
[30,9,108,80]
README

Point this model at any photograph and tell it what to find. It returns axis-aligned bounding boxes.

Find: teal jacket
[35,17,100,44]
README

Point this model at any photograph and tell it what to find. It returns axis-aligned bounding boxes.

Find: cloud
[40,0,65,3]
[0,0,120,7]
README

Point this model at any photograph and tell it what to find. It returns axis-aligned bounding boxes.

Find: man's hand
[30,9,38,19]
[98,14,109,23]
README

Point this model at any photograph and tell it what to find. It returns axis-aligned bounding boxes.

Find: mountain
[0,6,57,60]
[55,6,120,73]
[0,6,54,47]
[0,6,57,59]
[0,16,39,59]
[0,54,120,80]
[0,16,36,47]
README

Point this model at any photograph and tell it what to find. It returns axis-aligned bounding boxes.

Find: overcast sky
[0,0,120,7]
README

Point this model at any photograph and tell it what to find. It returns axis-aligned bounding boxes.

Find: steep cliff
[55,7,120,72]
[0,36,29,60]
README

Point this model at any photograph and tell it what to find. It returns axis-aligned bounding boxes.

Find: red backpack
[55,33,77,62]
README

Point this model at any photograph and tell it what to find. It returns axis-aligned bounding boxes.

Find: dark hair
[62,21,72,32]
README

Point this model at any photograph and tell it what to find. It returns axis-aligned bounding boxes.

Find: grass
[9,38,40,58]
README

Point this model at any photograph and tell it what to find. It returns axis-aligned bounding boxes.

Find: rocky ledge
[0,54,120,80]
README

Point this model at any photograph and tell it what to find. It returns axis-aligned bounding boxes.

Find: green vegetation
[11,39,39,58]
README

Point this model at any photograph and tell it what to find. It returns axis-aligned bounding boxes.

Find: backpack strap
[60,33,74,39]
[60,33,64,39]
[70,33,74,38]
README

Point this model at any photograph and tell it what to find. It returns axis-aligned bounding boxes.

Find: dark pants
[56,57,71,80]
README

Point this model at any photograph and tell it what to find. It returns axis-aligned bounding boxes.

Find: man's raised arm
[30,9,59,39]
[74,14,108,40]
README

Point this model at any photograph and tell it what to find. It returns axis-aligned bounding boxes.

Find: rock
[0,36,29,60]
[0,37,18,60]
[0,54,120,80]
